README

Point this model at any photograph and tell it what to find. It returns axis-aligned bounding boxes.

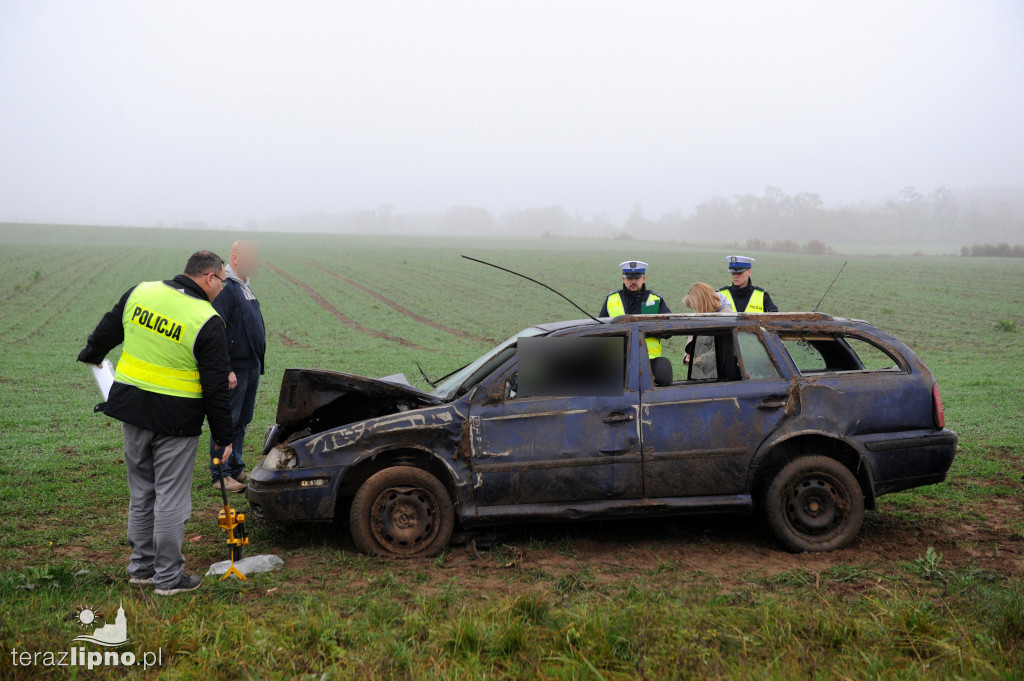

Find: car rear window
[779,334,904,374]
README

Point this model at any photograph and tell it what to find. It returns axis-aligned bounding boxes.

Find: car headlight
[263,444,298,470]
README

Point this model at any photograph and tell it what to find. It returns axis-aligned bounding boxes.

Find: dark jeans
[209,365,260,482]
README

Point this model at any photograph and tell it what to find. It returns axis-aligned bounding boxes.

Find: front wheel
[763,456,864,552]
[349,466,454,558]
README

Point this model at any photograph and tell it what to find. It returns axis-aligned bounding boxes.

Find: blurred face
[233,240,260,278]
[730,268,751,288]
[623,273,645,291]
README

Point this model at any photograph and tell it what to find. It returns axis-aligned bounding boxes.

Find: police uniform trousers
[122,423,199,589]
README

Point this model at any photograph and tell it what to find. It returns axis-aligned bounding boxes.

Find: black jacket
[212,267,266,373]
[719,280,778,313]
[599,285,672,317]
[77,275,234,445]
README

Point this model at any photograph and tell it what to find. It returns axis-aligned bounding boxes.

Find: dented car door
[639,329,792,497]
[467,333,643,507]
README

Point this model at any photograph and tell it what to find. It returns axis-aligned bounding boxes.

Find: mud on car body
[247,312,957,556]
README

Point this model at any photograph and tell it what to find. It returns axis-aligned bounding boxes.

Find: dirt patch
[276,331,303,348]
[263,260,427,350]
[246,485,1024,602]
[302,260,497,345]
[11,461,1024,601]
[15,493,1023,601]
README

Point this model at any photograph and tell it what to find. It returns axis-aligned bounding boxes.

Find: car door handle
[756,399,787,409]
[603,412,635,424]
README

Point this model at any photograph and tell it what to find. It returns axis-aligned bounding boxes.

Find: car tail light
[932,383,945,428]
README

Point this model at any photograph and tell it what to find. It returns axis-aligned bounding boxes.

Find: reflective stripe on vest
[605,291,663,358]
[720,288,765,313]
[113,281,218,398]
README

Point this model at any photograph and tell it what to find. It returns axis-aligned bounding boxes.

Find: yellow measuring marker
[213,457,250,580]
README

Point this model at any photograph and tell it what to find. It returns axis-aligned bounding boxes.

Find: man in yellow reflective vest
[598,260,671,358]
[78,251,235,596]
[719,255,779,313]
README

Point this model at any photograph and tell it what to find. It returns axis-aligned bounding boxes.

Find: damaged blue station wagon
[247,313,957,556]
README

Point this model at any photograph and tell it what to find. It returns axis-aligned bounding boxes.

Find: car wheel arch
[749,433,876,511]
[336,447,464,518]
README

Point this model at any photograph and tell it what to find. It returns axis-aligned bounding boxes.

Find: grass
[4,558,1022,679]
[1,222,1023,679]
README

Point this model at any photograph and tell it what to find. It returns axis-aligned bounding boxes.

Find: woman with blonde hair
[682,283,732,378]
[683,282,733,314]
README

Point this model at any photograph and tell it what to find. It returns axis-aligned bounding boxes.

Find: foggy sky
[2,1,1023,227]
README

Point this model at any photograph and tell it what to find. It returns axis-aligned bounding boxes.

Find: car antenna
[813,261,847,312]
[415,361,437,388]
[461,255,606,324]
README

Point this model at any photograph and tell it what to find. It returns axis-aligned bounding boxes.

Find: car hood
[272,368,444,443]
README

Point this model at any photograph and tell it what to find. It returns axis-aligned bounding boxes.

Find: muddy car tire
[349,466,454,558]
[764,456,864,553]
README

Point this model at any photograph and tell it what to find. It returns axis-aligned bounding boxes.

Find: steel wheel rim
[783,474,849,537]
[370,484,439,554]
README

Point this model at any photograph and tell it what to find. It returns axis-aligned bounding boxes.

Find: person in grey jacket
[682,282,734,379]
[209,241,266,493]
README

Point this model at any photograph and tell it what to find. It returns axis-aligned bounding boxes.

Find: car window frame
[774,331,910,376]
[471,327,637,405]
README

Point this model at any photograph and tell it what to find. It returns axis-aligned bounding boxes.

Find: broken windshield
[431,327,548,400]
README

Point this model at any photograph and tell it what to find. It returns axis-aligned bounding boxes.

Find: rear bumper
[245,462,342,522]
[857,428,958,496]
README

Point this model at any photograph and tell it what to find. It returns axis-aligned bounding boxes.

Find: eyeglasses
[623,273,643,280]
[210,272,225,285]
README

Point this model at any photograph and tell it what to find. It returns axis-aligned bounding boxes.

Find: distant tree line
[249,185,1024,247]
[739,238,833,255]
[960,243,1024,257]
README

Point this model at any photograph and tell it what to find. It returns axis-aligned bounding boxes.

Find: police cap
[727,255,755,272]
[619,260,648,277]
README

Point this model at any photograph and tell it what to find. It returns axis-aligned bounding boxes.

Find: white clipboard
[90,359,115,400]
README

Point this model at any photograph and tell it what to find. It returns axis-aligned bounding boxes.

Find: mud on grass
[4,497,1024,680]
[18,459,1023,600]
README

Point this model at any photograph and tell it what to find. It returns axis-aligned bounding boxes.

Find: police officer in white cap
[599,260,671,357]
[719,255,778,313]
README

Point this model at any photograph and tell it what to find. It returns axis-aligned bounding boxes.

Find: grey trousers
[122,423,199,589]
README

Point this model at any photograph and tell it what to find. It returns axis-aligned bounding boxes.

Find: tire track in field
[5,252,126,345]
[262,261,428,351]
[300,260,498,345]
[276,331,304,348]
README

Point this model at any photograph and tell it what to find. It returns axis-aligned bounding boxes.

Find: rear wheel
[764,456,864,552]
[349,466,454,557]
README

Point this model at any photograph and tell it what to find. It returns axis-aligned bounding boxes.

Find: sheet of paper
[90,359,115,400]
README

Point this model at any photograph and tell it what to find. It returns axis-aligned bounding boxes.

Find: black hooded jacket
[77,274,234,445]
[598,284,671,316]
[718,279,778,313]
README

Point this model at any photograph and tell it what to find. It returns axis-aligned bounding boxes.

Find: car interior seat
[651,356,673,386]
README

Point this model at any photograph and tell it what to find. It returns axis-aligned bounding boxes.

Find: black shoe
[154,573,202,596]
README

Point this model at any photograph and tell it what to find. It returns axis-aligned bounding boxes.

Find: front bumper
[246,462,344,522]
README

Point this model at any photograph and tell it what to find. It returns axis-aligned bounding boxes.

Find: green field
[1,223,1022,680]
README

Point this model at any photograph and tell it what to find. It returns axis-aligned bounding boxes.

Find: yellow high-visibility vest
[113,281,219,399]
[720,288,765,313]
[605,291,663,358]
